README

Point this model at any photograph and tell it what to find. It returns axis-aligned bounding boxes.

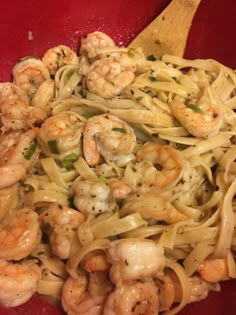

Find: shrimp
[79,31,116,60]
[136,143,186,192]
[0,82,29,106]
[155,274,175,311]
[12,57,50,98]
[62,272,112,315]
[47,224,78,260]
[83,114,136,166]
[42,45,79,75]
[1,100,46,132]
[0,164,26,189]
[155,272,219,308]
[188,276,220,303]
[0,207,41,260]
[0,259,42,307]
[72,179,117,215]
[86,57,135,98]
[0,130,22,152]
[108,178,131,199]
[40,203,84,259]
[40,203,84,228]
[103,281,159,315]
[0,184,20,221]
[169,101,223,138]
[31,79,55,112]
[0,129,40,170]
[107,238,166,285]
[120,192,187,224]
[37,112,84,159]
[83,253,110,272]
[114,49,147,73]
[197,257,229,282]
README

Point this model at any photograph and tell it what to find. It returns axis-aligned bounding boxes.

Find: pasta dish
[0,31,236,314]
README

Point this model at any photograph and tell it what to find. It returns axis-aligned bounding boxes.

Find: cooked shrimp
[0,184,21,222]
[170,101,223,138]
[120,192,187,224]
[83,114,136,166]
[31,79,55,111]
[40,203,84,227]
[108,178,131,199]
[0,130,22,153]
[103,281,159,315]
[83,253,110,272]
[0,164,26,189]
[136,143,186,192]
[86,57,135,98]
[72,179,117,215]
[107,238,166,284]
[37,112,84,159]
[88,271,114,297]
[42,45,79,75]
[40,203,84,259]
[47,224,78,260]
[62,272,112,315]
[114,49,147,73]
[0,207,41,260]
[197,257,229,282]
[188,276,220,303]
[0,82,29,106]
[155,274,175,311]
[0,129,40,170]
[12,57,50,98]
[79,31,116,60]
[1,100,46,132]
[0,259,42,307]
[155,272,219,307]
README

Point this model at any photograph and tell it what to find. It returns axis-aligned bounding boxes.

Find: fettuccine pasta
[0,30,236,314]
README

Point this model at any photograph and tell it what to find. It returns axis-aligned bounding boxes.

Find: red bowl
[0,0,235,83]
[0,0,235,314]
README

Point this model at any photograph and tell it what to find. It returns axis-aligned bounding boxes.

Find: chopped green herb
[62,153,79,169]
[187,103,202,113]
[147,54,157,61]
[135,96,143,102]
[65,69,75,80]
[48,140,59,154]
[98,175,108,184]
[128,48,136,57]
[79,88,88,98]
[82,112,95,119]
[56,60,60,69]
[68,196,75,208]
[19,179,27,187]
[174,119,182,127]
[149,76,157,82]
[17,55,39,63]
[112,127,127,134]
[24,141,37,160]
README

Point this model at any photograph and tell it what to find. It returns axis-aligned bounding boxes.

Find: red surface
[0,0,236,82]
[0,280,235,315]
[0,295,64,315]
[0,0,236,314]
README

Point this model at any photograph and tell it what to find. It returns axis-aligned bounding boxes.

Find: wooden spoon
[129,0,201,58]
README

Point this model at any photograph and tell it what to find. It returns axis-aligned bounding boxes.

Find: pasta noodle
[0,30,236,314]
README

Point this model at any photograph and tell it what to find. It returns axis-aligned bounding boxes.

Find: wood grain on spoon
[129,0,201,58]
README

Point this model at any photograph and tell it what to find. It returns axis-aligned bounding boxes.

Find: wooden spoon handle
[129,0,201,58]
